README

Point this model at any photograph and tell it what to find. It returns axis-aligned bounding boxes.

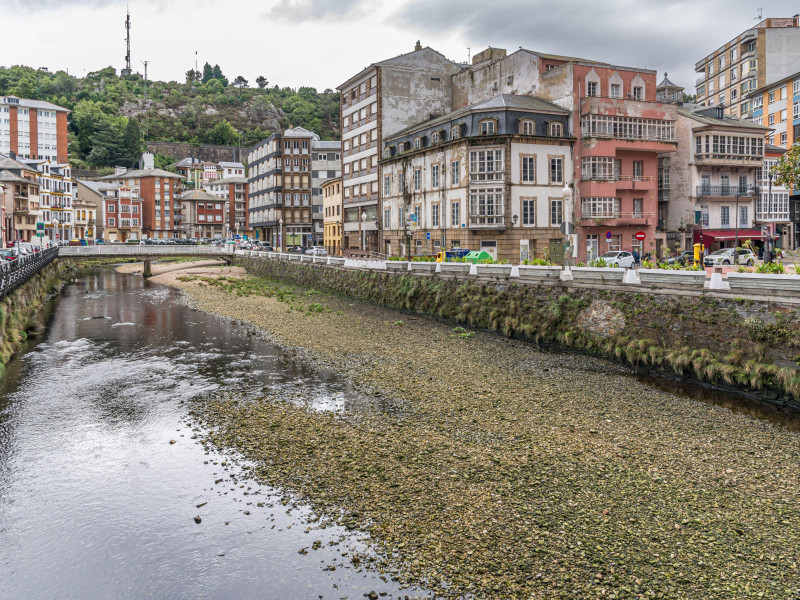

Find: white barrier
[58,245,231,257]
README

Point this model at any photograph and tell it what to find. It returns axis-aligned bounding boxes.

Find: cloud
[267,0,363,23]
[396,0,800,89]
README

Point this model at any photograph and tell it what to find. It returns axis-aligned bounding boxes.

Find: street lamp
[766,170,774,264]
[561,183,574,280]
[278,218,284,253]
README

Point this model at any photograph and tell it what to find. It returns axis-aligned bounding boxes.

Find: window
[522,198,535,226]
[581,197,620,219]
[451,125,460,140]
[794,101,800,119]
[587,81,598,97]
[781,109,787,122]
[549,157,563,184]
[468,188,504,225]
[610,83,621,98]
[479,120,496,135]
[769,91,776,103]
[730,47,737,61]
[730,67,737,82]
[432,131,440,144]
[550,198,563,227]
[108,204,115,213]
[731,89,738,101]
[450,160,460,186]
[398,172,405,192]
[521,156,536,183]
[632,160,644,181]
[581,114,675,141]
[781,132,787,146]
[520,120,535,135]
[720,205,730,227]
[431,164,440,189]
[470,149,504,182]
[383,175,391,196]
[384,208,391,229]
[398,206,405,226]
[413,138,421,150]
[108,217,115,226]
[549,122,563,137]
[633,198,643,218]
[719,92,725,104]
[632,86,643,100]
[413,169,421,191]
[701,203,709,227]
[582,156,621,180]
[769,113,775,125]
[719,55,725,69]
[739,205,748,226]
[451,201,460,227]
[414,205,421,227]
[432,203,440,227]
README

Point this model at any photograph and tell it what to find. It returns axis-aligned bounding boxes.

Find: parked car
[703,248,756,267]
[598,251,635,268]
[661,251,695,267]
[0,248,20,261]
[306,247,328,256]
[257,243,275,252]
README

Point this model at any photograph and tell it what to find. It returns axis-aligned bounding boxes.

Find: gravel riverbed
[149,266,800,599]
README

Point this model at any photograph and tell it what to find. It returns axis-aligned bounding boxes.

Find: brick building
[77,180,142,242]
[181,189,226,239]
[0,154,41,244]
[0,96,69,163]
[206,176,250,238]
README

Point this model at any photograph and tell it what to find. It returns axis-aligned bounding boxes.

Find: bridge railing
[58,245,233,257]
[0,247,59,300]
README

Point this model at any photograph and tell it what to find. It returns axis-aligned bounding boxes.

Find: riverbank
[158,266,800,599]
[0,261,68,375]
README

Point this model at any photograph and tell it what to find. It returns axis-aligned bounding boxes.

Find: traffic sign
[307,234,312,240]
[635,231,646,241]
[559,221,574,235]
[426,232,431,240]
[605,231,612,240]
[36,222,44,231]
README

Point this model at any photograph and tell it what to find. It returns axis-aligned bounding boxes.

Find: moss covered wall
[0,262,68,377]
[236,257,800,404]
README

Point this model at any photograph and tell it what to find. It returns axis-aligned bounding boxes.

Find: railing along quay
[0,247,59,300]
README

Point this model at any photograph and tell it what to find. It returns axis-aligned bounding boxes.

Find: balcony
[756,212,790,222]
[658,219,667,230]
[468,215,505,229]
[695,185,760,198]
[579,211,655,227]
[658,189,671,202]
[694,152,763,167]
[696,74,706,86]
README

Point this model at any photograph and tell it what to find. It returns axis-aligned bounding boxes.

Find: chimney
[141,152,155,170]
[114,165,127,175]
[473,47,507,65]
[9,151,16,160]
[414,40,422,51]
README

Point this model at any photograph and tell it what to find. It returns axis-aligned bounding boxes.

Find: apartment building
[181,189,226,239]
[206,176,250,238]
[747,71,800,149]
[248,127,324,248]
[96,159,184,239]
[22,159,75,244]
[760,144,793,249]
[337,44,463,255]
[695,16,800,118]
[219,161,245,178]
[76,181,142,242]
[0,154,41,243]
[0,96,69,163]
[381,95,573,261]
[659,104,770,252]
[311,141,341,246]
[322,176,342,256]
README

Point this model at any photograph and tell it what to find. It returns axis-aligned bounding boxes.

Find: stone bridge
[58,245,234,275]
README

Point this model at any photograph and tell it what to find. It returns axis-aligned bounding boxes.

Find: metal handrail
[0,246,59,300]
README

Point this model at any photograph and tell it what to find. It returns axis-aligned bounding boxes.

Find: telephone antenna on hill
[755,7,763,20]
[122,7,132,77]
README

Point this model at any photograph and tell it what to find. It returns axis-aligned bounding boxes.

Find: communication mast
[122,7,132,77]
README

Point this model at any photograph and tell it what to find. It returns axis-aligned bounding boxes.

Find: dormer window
[549,122,563,137]
[479,119,497,135]
[432,131,440,144]
[451,125,460,140]
[384,148,391,159]
[414,138,421,150]
[520,120,535,135]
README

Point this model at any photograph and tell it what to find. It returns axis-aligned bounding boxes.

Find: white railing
[59,245,233,257]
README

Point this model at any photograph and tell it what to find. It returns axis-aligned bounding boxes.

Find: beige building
[322,177,342,255]
[0,154,41,244]
[337,43,462,255]
[77,180,143,242]
[695,16,800,118]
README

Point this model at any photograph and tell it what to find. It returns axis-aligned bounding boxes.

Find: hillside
[0,65,340,169]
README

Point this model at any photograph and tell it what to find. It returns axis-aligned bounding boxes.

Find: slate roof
[96,168,182,180]
[182,189,220,201]
[678,104,770,130]
[0,169,36,184]
[1,96,70,113]
[657,72,682,90]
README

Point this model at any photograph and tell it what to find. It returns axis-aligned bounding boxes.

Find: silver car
[598,251,635,268]
[703,248,755,267]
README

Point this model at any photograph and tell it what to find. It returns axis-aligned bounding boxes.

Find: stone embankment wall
[236,257,800,404]
[0,262,67,376]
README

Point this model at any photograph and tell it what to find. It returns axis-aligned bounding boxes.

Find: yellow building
[322,176,342,255]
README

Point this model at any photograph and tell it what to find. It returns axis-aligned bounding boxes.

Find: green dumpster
[464,250,493,264]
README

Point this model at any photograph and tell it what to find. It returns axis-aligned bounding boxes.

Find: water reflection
[0,268,426,600]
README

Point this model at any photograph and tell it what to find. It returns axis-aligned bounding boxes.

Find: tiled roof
[96,167,182,180]
[182,189,220,201]
[1,96,70,113]
[0,169,37,184]
[679,104,770,130]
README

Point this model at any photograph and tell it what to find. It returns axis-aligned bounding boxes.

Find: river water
[0,268,426,600]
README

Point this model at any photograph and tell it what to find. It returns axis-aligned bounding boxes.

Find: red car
[0,248,20,261]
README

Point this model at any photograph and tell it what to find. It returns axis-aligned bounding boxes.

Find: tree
[87,118,125,166]
[201,78,225,95]
[211,64,228,87]
[122,117,143,167]
[11,75,36,99]
[255,76,268,89]
[772,143,800,189]
[233,75,248,89]
[206,119,239,145]
[185,69,201,84]
[202,62,213,84]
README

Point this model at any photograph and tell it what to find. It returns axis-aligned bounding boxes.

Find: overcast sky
[1,0,799,92]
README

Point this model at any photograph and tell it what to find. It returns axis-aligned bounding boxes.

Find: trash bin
[693,243,704,265]
[445,248,471,260]
[465,250,493,264]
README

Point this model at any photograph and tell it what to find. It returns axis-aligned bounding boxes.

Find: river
[0,267,427,600]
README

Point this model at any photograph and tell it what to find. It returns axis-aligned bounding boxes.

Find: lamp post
[278,218,283,253]
[0,184,7,249]
[561,183,574,280]
[360,210,367,256]
[767,170,774,264]
[734,189,740,265]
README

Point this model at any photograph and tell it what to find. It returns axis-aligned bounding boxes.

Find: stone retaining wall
[235,256,800,404]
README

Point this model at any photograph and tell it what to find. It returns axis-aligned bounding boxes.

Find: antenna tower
[142,60,150,141]
[122,7,132,78]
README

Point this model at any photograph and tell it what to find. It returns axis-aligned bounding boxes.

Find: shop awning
[694,229,766,244]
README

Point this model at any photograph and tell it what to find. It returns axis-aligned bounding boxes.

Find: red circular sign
[634,231,646,241]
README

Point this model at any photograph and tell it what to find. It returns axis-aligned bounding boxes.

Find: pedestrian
[633,249,640,265]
